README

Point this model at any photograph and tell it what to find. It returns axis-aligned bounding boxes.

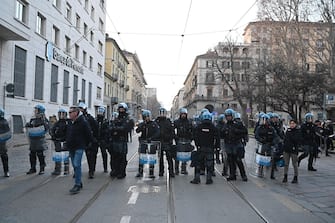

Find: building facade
[123,51,147,121]
[104,36,128,119]
[0,0,106,132]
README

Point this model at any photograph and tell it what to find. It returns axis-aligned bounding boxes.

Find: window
[84,0,89,11]
[90,31,94,43]
[75,44,79,60]
[15,0,28,24]
[206,60,214,68]
[89,56,93,69]
[82,50,87,65]
[83,23,88,36]
[206,88,213,98]
[52,26,60,46]
[223,89,228,97]
[73,75,79,105]
[75,14,81,32]
[316,39,324,51]
[99,18,104,32]
[66,2,72,22]
[65,36,71,54]
[63,70,69,104]
[242,61,250,69]
[14,46,26,97]
[88,82,92,108]
[100,0,105,8]
[232,62,240,70]
[52,0,61,9]
[97,63,102,76]
[81,79,86,102]
[98,41,103,53]
[36,13,46,36]
[50,64,58,102]
[91,6,95,21]
[206,72,214,82]
[96,87,102,100]
[34,56,45,100]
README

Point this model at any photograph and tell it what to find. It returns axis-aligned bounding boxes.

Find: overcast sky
[106,0,258,109]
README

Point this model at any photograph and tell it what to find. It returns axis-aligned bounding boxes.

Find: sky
[105,0,259,109]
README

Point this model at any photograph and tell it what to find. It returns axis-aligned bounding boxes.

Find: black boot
[52,162,61,175]
[291,176,298,184]
[190,168,200,184]
[102,153,108,173]
[206,172,213,184]
[136,164,143,177]
[270,169,275,180]
[1,154,9,177]
[27,153,37,174]
[149,165,155,178]
[64,161,69,175]
[175,161,179,175]
[181,162,188,175]
[282,174,287,183]
[37,152,46,175]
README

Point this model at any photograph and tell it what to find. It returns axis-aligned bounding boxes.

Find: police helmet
[142,110,151,119]
[58,108,67,119]
[224,108,235,116]
[0,108,4,119]
[34,104,46,114]
[78,102,87,110]
[257,112,265,119]
[272,113,280,118]
[179,108,188,114]
[112,112,119,119]
[304,112,313,121]
[200,108,209,115]
[218,114,225,122]
[118,102,128,111]
[262,114,270,120]
[201,111,212,121]
[234,112,241,119]
[267,112,273,118]
[97,106,105,116]
[159,107,167,116]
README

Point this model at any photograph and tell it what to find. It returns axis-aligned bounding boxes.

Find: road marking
[120,216,131,223]
[127,191,139,204]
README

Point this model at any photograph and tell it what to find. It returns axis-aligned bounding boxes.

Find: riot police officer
[174,108,193,175]
[50,108,70,175]
[220,109,248,181]
[78,102,99,179]
[155,107,175,177]
[0,108,11,177]
[135,110,160,178]
[216,114,228,176]
[298,113,318,171]
[109,103,132,179]
[26,105,49,175]
[255,114,278,179]
[191,111,219,184]
[96,106,109,173]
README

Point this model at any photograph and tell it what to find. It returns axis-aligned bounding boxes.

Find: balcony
[125,85,130,91]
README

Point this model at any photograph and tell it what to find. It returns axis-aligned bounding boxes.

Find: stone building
[0,0,106,132]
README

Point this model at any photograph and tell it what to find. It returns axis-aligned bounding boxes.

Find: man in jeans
[66,106,94,194]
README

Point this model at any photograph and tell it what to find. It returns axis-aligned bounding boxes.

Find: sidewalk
[244,138,335,222]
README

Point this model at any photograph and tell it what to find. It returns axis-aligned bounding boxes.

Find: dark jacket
[283,127,302,154]
[174,117,193,142]
[0,118,10,134]
[255,124,277,145]
[300,122,317,146]
[221,120,248,144]
[66,115,94,151]
[194,120,220,150]
[110,114,131,142]
[51,119,70,142]
[136,120,160,142]
[155,117,174,144]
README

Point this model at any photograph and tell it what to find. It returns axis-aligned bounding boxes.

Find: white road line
[120,216,131,223]
[127,191,139,204]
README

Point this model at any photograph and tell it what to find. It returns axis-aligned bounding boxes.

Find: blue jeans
[70,149,84,186]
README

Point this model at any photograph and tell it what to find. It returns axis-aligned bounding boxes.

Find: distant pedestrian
[25,105,49,175]
[0,108,11,177]
[282,119,302,184]
[66,106,94,194]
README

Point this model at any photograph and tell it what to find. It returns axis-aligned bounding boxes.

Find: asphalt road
[0,134,334,223]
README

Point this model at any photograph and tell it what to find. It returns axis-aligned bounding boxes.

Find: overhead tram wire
[105,7,127,50]
[230,0,259,31]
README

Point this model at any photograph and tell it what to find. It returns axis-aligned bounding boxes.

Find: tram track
[214,166,270,223]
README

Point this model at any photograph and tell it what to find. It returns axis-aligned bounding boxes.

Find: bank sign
[45,41,84,74]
